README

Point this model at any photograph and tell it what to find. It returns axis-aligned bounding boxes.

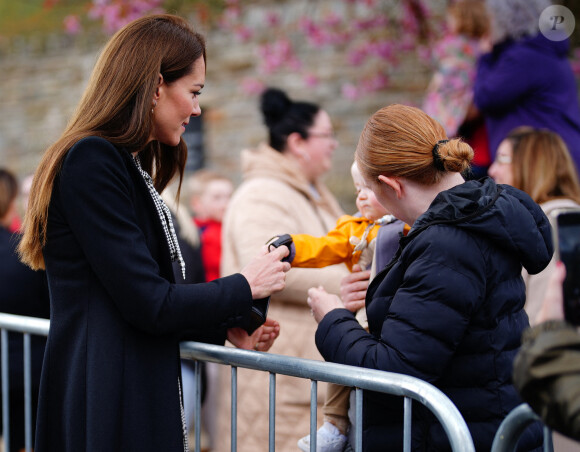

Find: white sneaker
[297,421,347,452]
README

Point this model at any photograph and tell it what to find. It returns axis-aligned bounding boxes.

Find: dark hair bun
[260,87,292,128]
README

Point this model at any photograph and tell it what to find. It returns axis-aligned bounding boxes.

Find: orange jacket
[291,214,389,271]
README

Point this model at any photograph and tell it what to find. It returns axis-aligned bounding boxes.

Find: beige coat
[523,198,579,326]
[219,143,349,451]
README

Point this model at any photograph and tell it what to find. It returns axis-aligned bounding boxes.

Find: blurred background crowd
[1,1,580,451]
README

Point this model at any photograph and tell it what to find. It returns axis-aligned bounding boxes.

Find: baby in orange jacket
[269,161,408,451]
[281,161,401,273]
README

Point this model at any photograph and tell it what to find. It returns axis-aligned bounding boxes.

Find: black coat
[37,137,255,451]
[316,178,553,451]
[0,227,49,452]
[0,227,50,386]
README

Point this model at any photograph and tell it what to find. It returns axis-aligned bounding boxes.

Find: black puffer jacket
[316,178,553,451]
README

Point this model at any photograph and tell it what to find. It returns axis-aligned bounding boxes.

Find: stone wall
[0,0,439,213]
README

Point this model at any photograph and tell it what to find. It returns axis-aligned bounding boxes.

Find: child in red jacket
[187,169,234,282]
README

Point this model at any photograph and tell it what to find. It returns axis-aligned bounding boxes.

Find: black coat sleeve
[57,137,254,336]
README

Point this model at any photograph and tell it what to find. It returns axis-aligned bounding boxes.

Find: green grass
[0,0,228,39]
[0,0,91,37]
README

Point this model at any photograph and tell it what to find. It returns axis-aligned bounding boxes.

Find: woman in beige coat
[220,87,349,451]
[489,127,580,325]
[488,126,580,452]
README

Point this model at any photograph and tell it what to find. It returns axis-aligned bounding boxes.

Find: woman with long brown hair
[307,104,551,451]
[18,14,289,451]
[489,127,580,325]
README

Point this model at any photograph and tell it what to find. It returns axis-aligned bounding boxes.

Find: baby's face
[351,163,388,221]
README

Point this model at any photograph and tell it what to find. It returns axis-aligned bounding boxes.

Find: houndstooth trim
[178,377,189,452]
[133,155,186,280]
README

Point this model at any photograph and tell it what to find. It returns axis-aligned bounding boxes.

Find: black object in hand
[266,234,293,262]
[243,234,294,335]
[243,297,270,335]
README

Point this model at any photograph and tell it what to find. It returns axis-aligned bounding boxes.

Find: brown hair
[355,104,473,185]
[448,0,490,39]
[506,126,580,205]
[0,169,18,220]
[19,14,206,269]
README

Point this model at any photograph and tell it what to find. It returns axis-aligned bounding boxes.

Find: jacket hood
[525,33,570,58]
[240,142,320,201]
[495,33,570,59]
[411,177,553,274]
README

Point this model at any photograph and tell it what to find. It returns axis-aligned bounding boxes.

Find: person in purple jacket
[474,0,580,174]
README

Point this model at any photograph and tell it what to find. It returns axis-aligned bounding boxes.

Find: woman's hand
[241,245,291,299]
[227,317,281,351]
[307,286,344,323]
[340,264,370,312]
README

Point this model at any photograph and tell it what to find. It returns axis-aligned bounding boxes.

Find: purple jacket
[474,34,580,172]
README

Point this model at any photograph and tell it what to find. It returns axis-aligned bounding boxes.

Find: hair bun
[260,87,292,128]
[437,138,474,173]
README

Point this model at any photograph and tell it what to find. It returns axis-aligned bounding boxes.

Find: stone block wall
[0,0,441,213]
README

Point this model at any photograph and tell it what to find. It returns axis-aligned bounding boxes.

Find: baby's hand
[307,286,344,323]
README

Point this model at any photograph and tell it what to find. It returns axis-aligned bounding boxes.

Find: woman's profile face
[488,139,514,186]
[150,57,205,147]
[302,110,338,180]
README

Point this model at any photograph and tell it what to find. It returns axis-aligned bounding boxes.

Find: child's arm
[291,216,379,271]
[291,228,354,269]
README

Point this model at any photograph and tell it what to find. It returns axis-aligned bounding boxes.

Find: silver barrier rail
[0,313,475,452]
[0,313,50,452]
[180,341,475,452]
[491,403,554,452]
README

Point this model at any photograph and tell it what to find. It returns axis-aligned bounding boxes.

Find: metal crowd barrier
[0,313,50,452]
[491,403,554,452]
[1,313,477,451]
[180,341,475,452]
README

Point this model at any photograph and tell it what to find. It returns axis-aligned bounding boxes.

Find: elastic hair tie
[432,139,449,171]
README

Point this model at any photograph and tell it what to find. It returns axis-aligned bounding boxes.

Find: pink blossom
[63,15,82,35]
[288,56,302,71]
[369,40,395,60]
[416,44,432,63]
[342,83,361,100]
[303,74,319,87]
[77,0,437,100]
[361,73,389,92]
[354,15,388,31]
[240,78,266,95]
[257,39,302,75]
[397,33,417,52]
[87,0,165,34]
[347,46,368,66]
[322,12,342,28]
[234,25,253,42]
[299,17,326,47]
[266,12,280,27]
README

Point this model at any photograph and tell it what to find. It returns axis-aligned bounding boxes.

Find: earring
[151,99,157,114]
